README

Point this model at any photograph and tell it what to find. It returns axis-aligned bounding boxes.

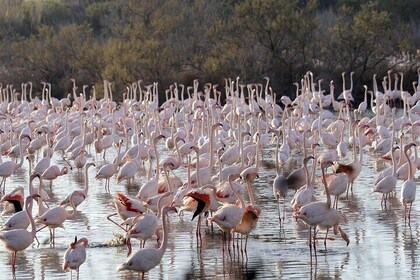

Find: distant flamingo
[0,135,30,194]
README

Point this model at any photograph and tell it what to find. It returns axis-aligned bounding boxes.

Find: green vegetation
[0,0,418,103]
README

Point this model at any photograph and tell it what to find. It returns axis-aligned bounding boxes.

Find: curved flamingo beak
[185,192,209,220]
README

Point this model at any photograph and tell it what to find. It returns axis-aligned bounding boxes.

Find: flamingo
[35,191,78,243]
[63,236,88,279]
[0,194,38,272]
[400,143,417,224]
[0,135,29,194]
[272,131,289,226]
[136,135,166,201]
[161,136,183,170]
[74,149,88,171]
[0,187,25,215]
[333,122,364,196]
[117,206,177,280]
[60,163,96,208]
[125,192,173,255]
[1,175,40,230]
[208,174,245,254]
[371,146,399,208]
[293,161,349,252]
[41,165,69,189]
[96,140,123,192]
[107,192,147,231]
[291,156,316,210]
[234,170,260,252]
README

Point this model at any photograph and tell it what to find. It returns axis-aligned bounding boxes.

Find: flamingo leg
[312,226,317,251]
[283,199,286,222]
[276,198,282,228]
[36,225,48,233]
[245,235,248,253]
[11,251,16,272]
[408,202,413,225]
[107,213,127,232]
[126,237,132,256]
[324,228,329,249]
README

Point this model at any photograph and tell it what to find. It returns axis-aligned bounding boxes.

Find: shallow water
[1,139,420,280]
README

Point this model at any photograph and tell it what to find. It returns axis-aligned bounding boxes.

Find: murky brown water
[1,140,420,280]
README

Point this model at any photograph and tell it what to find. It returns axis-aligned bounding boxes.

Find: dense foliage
[0,0,418,103]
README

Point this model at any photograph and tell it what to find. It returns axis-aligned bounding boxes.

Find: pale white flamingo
[371,146,399,207]
[291,156,316,210]
[35,191,78,243]
[0,194,37,272]
[293,161,349,252]
[63,236,88,279]
[0,135,29,194]
[272,131,289,226]
[96,140,123,192]
[74,149,88,171]
[136,135,166,201]
[60,163,95,208]
[41,165,69,189]
[1,175,40,231]
[234,170,261,252]
[400,143,417,224]
[125,192,172,255]
[117,206,177,280]
[208,174,245,254]
[161,136,183,170]
[333,122,364,196]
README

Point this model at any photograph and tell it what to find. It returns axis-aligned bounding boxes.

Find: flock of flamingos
[0,70,420,279]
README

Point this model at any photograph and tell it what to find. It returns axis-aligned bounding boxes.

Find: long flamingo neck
[321,165,331,208]
[391,149,397,176]
[154,140,160,180]
[164,169,172,192]
[358,128,363,163]
[195,150,201,187]
[17,140,25,168]
[275,135,280,175]
[310,158,317,184]
[229,178,245,210]
[69,197,77,218]
[83,166,90,195]
[406,147,413,179]
[27,200,36,237]
[158,211,169,254]
[246,179,256,207]
[304,160,310,187]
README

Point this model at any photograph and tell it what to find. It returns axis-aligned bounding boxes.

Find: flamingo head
[185,191,209,221]
[61,167,69,175]
[292,208,308,222]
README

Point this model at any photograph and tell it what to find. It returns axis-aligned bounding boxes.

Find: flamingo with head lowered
[63,236,88,279]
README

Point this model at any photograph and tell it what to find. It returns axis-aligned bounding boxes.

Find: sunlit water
[1,134,420,280]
